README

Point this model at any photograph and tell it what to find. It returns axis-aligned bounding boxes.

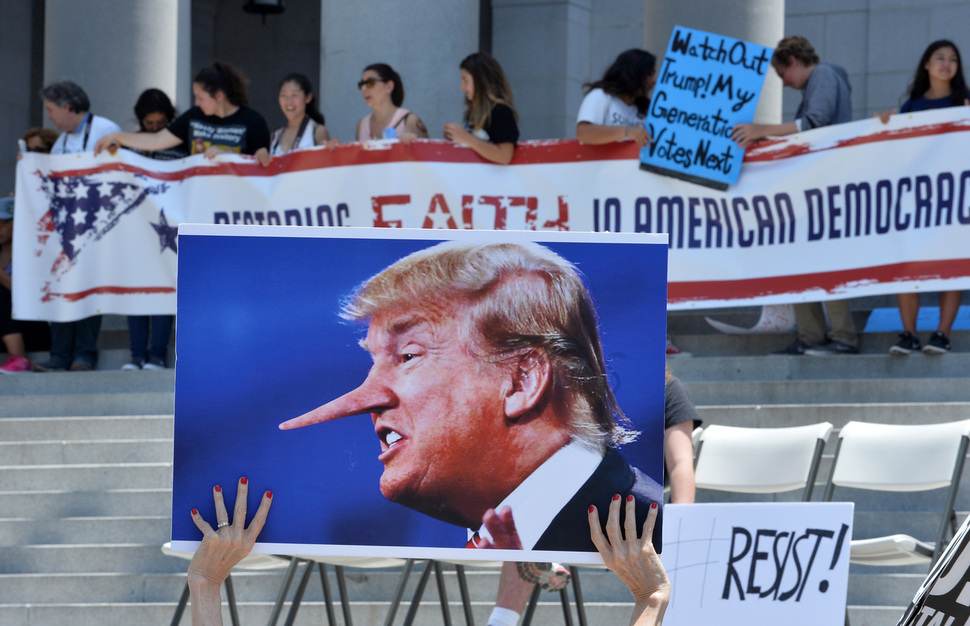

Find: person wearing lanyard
[34,81,121,372]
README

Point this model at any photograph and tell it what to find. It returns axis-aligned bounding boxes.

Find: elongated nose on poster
[640,26,772,190]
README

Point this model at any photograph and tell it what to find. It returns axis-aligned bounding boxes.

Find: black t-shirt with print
[167,106,270,155]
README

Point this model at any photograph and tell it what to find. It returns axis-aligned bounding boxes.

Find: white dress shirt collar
[470,439,603,549]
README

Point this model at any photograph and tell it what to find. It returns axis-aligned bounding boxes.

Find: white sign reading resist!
[661,503,853,625]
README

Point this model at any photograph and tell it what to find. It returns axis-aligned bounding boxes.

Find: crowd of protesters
[3,36,967,375]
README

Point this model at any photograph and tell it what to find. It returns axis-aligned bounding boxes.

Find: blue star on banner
[151,209,178,254]
[37,171,168,263]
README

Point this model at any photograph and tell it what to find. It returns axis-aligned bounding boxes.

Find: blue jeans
[49,315,102,368]
[127,315,174,363]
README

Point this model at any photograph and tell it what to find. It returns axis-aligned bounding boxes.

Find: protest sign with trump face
[172,226,668,563]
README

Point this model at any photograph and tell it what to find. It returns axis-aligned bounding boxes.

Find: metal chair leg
[432,561,453,626]
[453,564,474,626]
[283,560,314,625]
[403,560,435,625]
[521,585,541,625]
[383,559,416,626]
[557,585,573,626]
[334,564,354,626]
[571,567,587,626]
[171,582,190,625]
[317,563,337,626]
[268,558,302,626]
[225,574,240,626]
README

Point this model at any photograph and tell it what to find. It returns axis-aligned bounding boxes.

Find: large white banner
[14,107,970,321]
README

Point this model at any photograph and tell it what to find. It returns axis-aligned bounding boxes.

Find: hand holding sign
[590,496,669,626]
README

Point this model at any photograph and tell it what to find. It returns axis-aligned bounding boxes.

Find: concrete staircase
[1,305,967,624]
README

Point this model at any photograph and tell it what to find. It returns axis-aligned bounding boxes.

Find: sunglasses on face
[357,78,384,89]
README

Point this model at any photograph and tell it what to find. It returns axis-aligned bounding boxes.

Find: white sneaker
[121,361,143,371]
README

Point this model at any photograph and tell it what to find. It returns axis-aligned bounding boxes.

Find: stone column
[644,0,784,123]
[320,1,479,141]
[44,0,190,131]
[492,0,592,139]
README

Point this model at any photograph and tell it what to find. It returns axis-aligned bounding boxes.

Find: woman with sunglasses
[355,63,428,142]
[271,73,331,155]
[443,52,519,164]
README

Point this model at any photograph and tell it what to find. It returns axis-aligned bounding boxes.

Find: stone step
[0,463,171,491]
[846,606,909,626]
[0,544,185,575]
[0,516,170,545]
[695,402,970,429]
[0,439,171,465]
[668,352,970,381]
[0,488,171,518]
[0,392,174,418]
[0,369,174,395]
[668,327,970,358]
[0,370,174,417]
[0,599,634,626]
[0,415,172,439]
[684,377,968,405]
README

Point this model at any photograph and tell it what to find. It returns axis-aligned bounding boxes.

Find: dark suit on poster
[533,449,663,553]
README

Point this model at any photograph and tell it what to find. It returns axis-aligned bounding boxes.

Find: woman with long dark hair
[443,52,519,164]
[95,62,271,165]
[355,63,428,142]
[885,40,968,356]
[576,49,657,148]
[271,73,331,154]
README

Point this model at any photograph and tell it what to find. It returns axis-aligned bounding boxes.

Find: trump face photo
[173,226,667,562]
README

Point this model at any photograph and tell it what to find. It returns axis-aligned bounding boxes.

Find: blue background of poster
[172,228,667,553]
[640,25,772,186]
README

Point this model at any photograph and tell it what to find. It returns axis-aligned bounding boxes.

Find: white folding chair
[822,419,970,566]
[694,422,834,501]
[162,542,290,625]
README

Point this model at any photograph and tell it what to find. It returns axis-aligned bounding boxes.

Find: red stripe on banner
[45,286,177,302]
[49,140,640,180]
[669,258,970,303]
[47,118,970,179]
[744,119,970,163]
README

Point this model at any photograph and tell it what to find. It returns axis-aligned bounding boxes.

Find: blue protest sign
[640,26,772,189]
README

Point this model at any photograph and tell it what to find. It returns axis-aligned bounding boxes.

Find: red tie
[465,532,482,549]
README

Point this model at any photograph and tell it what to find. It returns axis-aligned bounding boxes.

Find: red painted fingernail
[651,502,658,509]
[191,508,198,516]
[588,505,595,513]
[240,477,248,485]
[627,495,634,502]
[214,485,222,493]
[266,491,273,499]
[612,494,620,501]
